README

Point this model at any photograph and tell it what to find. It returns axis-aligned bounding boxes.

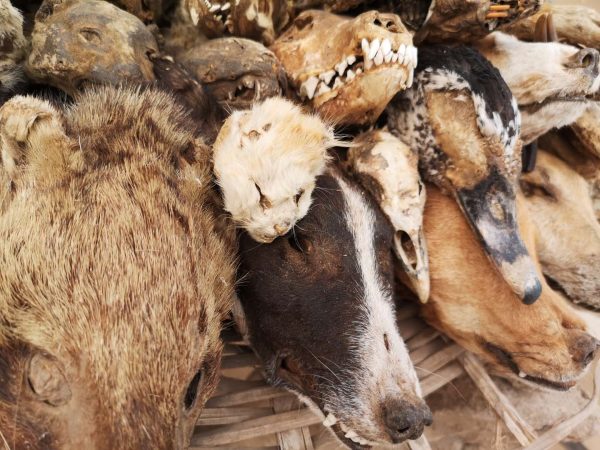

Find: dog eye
[294,189,305,204]
[184,368,204,410]
[254,182,272,209]
[519,180,556,200]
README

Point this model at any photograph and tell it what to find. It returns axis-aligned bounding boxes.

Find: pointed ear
[0,95,73,187]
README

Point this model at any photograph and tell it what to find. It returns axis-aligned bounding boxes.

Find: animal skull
[415,0,542,43]
[476,31,600,144]
[26,0,158,96]
[181,0,290,45]
[387,45,542,304]
[180,37,287,110]
[271,10,416,126]
[347,129,430,303]
[213,97,340,243]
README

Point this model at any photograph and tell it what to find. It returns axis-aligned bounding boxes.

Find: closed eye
[294,189,305,205]
[254,182,272,209]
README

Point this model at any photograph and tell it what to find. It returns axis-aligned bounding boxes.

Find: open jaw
[483,1,540,30]
[485,343,580,391]
[200,0,233,29]
[297,38,417,102]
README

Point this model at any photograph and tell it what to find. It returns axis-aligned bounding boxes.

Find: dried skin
[26,0,158,96]
[180,37,287,110]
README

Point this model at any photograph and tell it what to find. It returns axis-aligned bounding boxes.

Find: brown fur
[417,186,598,388]
[521,150,600,310]
[0,86,235,449]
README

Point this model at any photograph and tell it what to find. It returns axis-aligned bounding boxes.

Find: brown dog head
[418,186,598,390]
[0,86,235,449]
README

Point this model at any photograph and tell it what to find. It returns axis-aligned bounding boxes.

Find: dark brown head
[0,86,235,449]
[237,168,430,448]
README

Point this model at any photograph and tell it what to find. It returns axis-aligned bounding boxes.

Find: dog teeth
[374,49,384,66]
[384,51,393,63]
[519,371,527,378]
[407,65,414,88]
[316,82,331,96]
[210,3,220,12]
[221,2,231,10]
[335,60,347,76]
[322,413,337,427]
[299,76,319,100]
[346,69,355,81]
[319,70,336,85]
[346,55,356,65]
[361,38,370,57]
[381,38,392,56]
[333,77,343,89]
[391,52,398,63]
[368,38,380,60]
[398,44,406,64]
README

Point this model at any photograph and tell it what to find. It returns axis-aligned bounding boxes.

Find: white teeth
[356,68,363,75]
[316,82,331,96]
[368,38,380,60]
[335,60,347,76]
[374,48,384,66]
[397,44,406,64]
[300,76,319,100]
[322,413,337,427]
[384,51,393,63]
[190,7,200,24]
[412,46,418,67]
[222,2,231,9]
[365,59,373,70]
[215,14,223,21]
[319,70,336,85]
[346,69,355,81]
[210,3,220,12]
[381,38,392,56]
[346,55,356,65]
[333,77,343,89]
[407,66,414,88]
[519,371,527,378]
[361,38,370,56]
[391,52,398,63]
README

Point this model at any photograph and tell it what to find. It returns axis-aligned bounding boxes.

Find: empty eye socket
[254,182,272,209]
[519,180,556,200]
[79,28,101,44]
[184,368,204,410]
[294,189,305,205]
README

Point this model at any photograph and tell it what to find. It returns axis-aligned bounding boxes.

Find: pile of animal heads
[0,86,236,449]
[387,45,542,304]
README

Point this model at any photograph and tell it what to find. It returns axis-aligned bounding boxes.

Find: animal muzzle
[382,396,432,443]
[456,170,542,304]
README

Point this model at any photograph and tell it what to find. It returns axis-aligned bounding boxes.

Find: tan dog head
[418,186,599,390]
[0,87,235,449]
[520,151,600,311]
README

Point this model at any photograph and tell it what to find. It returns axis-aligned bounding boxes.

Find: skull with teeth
[182,0,290,45]
[270,10,416,126]
[25,0,158,96]
[347,129,430,303]
[180,37,287,110]
[414,0,543,44]
[387,45,543,305]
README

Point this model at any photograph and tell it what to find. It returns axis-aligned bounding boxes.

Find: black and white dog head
[236,167,431,449]
[387,45,542,305]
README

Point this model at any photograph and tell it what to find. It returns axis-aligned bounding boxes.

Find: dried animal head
[213,97,340,243]
[520,151,600,310]
[180,37,287,111]
[0,0,27,103]
[388,45,542,304]
[415,0,542,44]
[237,168,431,448]
[181,0,290,45]
[0,87,235,449]
[271,10,416,126]
[347,129,430,303]
[26,0,158,96]
[419,186,599,390]
[476,31,600,144]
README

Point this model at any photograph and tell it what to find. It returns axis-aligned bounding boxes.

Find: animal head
[213,97,338,243]
[347,129,429,303]
[0,0,27,104]
[476,31,600,144]
[520,151,600,311]
[271,10,416,126]
[236,169,431,448]
[0,87,235,449]
[181,0,290,45]
[388,44,542,304]
[26,0,158,96]
[181,37,287,111]
[419,186,599,390]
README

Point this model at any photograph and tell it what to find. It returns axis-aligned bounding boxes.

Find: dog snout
[382,397,432,443]
[567,48,600,73]
[571,333,600,368]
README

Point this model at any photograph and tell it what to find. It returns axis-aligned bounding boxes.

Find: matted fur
[213,96,339,242]
[0,86,236,449]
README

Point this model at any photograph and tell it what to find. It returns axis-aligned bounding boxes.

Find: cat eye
[294,189,305,205]
[254,182,272,209]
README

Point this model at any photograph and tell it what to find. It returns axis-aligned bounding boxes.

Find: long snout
[382,397,432,443]
[455,169,542,304]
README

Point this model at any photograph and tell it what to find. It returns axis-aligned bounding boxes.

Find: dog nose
[274,223,289,236]
[569,48,599,72]
[383,397,432,443]
[571,333,600,367]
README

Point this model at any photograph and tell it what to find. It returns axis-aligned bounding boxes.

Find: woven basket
[191,301,600,450]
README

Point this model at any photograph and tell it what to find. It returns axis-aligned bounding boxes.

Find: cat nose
[274,223,289,235]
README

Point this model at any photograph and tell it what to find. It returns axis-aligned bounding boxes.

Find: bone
[300,76,319,100]
[381,38,392,56]
[319,70,336,85]
[361,38,370,56]
[335,60,347,76]
[374,48,384,66]
[346,55,356,65]
[368,38,381,60]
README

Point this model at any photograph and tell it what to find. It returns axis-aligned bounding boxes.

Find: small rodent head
[214,97,338,242]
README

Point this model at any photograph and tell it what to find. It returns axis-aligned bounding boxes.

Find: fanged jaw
[202,0,233,29]
[297,38,417,101]
[484,0,539,30]
[322,412,374,449]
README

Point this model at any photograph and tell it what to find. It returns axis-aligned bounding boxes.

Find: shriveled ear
[28,352,72,406]
[0,95,74,186]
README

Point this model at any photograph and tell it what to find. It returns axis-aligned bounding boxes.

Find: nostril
[572,335,599,367]
[383,398,428,443]
[572,48,599,70]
